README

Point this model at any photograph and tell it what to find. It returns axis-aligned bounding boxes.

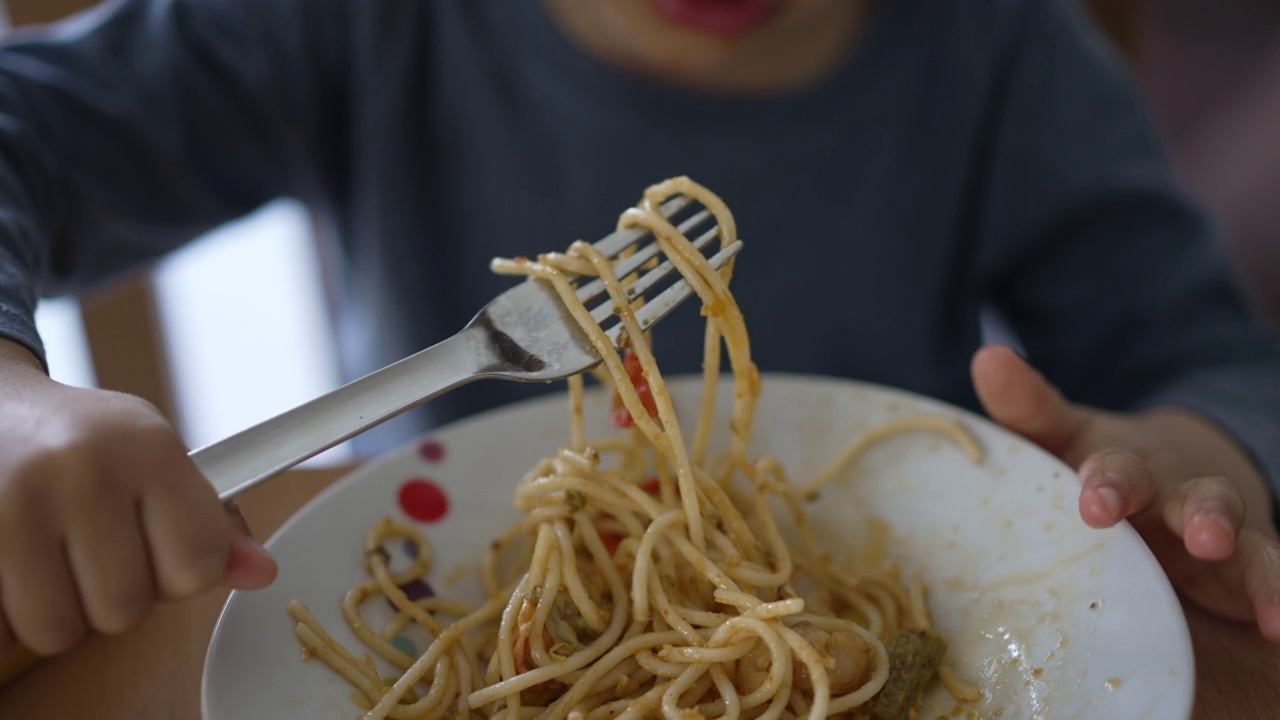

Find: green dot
[392,635,417,657]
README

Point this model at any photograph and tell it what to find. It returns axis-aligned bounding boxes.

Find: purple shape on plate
[387,579,435,612]
[419,440,445,463]
[403,539,420,559]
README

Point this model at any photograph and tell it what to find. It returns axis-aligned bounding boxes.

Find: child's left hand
[971,345,1280,643]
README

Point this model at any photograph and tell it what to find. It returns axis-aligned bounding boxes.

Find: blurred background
[1140,0,1280,323]
[3,0,1277,461]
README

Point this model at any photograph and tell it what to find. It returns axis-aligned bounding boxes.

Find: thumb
[222,502,278,590]
[971,345,1092,460]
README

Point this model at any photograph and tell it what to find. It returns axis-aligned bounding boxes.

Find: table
[0,465,1276,718]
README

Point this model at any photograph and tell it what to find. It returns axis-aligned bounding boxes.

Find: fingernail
[248,537,272,560]
[1095,486,1123,517]
[1207,509,1234,531]
[234,532,273,561]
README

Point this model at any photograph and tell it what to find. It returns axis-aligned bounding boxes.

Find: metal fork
[192,198,741,500]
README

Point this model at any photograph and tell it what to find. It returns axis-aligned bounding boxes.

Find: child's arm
[0,0,353,657]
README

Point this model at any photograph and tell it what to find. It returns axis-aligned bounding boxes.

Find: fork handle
[192,327,487,500]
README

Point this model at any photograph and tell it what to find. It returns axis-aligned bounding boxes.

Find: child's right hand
[0,339,277,658]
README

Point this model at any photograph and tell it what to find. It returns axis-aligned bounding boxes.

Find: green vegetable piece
[865,628,948,720]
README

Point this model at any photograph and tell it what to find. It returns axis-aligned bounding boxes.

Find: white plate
[202,374,1194,719]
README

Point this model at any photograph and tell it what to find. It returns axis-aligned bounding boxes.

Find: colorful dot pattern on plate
[419,439,446,463]
[386,579,435,612]
[398,479,449,522]
[391,636,417,657]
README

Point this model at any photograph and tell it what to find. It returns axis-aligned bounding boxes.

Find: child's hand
[973,345,1280,642]
[0,340,277,658]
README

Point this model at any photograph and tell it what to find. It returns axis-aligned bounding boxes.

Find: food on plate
[287,177,985,719]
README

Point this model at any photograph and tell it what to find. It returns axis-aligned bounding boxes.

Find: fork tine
[606,209,713,280]
[576,209,715,305]
[604,240,743,342]
[588,225,720,325]
[589,196,693,260]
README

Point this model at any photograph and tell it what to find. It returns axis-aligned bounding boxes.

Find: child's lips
[647,0,780,37]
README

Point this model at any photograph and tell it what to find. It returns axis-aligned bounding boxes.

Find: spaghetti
[288,177,984,720]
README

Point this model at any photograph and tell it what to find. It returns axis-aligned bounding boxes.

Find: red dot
[398,479,449,523]
[419,440,445,463]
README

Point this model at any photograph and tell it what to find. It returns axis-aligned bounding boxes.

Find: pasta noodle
[288,177,984,720]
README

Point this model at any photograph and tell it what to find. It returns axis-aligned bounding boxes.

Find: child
[0,0,1276,660]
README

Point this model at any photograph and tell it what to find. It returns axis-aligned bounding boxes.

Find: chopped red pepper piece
[610,351,659,428]
[610,404,635,428]
[594,513,622,554]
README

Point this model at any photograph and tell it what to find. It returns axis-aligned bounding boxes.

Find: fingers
[0,529,87,656]
[128,412,276,597]
[0,590,13,659]
[971,345,1092,460]
[1162,476,1246,562]
[1077,449,1157,528]
[1202,531,1280,642]
[221,503,278,591]
[1148,474,1277,641]
[0,452,94,654]
[0,380,280,659]
[64,490,155,635]
[1240,534,1280,642]
[139,462,233,601]
[1076,454,1249,563]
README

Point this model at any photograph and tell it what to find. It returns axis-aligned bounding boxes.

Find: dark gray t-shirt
[0,0,1277,500]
